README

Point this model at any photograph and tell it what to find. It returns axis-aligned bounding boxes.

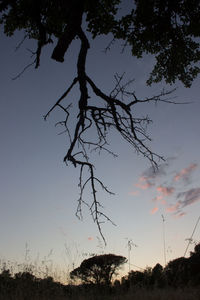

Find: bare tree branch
[12,60,36,80]
[43,24,181,243]
[44,78,78,120]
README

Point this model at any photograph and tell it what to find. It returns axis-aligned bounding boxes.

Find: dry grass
[1,258,200,300]
[1,277,200,300]
[116,288,200,300]
[71,287,200,300]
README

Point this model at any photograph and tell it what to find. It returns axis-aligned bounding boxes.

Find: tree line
[122,243,200,289]
[1,243,200,299]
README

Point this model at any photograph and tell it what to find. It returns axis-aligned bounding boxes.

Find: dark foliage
[165,257,189,286]
[121,242,200,290]
[0,270,72,300]
[70,253,127,285]
[1,244,200,299]
[1,0,200,87]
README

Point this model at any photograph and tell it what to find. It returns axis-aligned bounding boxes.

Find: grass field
[1,247,200,300]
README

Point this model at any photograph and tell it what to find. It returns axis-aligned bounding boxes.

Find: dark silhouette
[70,253,127,285]
[1,1,199,240]
[121,242,200,290]
[1,244,200,299]
[0,269,71,300]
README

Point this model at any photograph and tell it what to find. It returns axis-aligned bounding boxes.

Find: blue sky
[0,17,200,281]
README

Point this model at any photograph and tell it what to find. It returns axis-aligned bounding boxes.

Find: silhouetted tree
[188,242,200,285]
[0,269,71,299]
[165,257,189,286]
[151,263,165,287]
[0,269,12,279]
[70,254,127,285]
[128,270,146,287]
[0,269,14,296]
[125,267,155,289]
[190,243,200,257]
[1,0,199,240]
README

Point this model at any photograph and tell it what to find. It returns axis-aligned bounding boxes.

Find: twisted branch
[43,24,178,243]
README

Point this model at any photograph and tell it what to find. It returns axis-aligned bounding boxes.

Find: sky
[1,4,200,282]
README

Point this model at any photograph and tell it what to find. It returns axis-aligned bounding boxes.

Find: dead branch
[43,25,178,244]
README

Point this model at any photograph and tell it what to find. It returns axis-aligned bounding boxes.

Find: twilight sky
[1,10,200,281]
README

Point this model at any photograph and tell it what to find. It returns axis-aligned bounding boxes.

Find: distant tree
[14,271,36,281]
[165,257,189,286]
[151,263,165,287]
[70,254,127,285]
[0,269,15,299]
[152,263,163,276]
[188,242,200,285]
[121,275,130,291]
[113,279,121,287]
[0,269,12,279]
[0,269,13,287]
[190,242,200,257]
[163,242,200,287]
[1,0,199,240]
[128,270,146,287]
[143,267,153,287]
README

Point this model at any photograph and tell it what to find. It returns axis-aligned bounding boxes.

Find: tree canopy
[1,0,200,86]
[1,0,200,241]
[70,253,127,285]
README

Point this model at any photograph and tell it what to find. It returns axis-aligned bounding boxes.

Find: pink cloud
[156,186,175,196]
[166,188,200,216]
[135,176,154,190]
[174,212,186,218]
[166,203,180,213]
[152,195,164,202]
[151,186,174,206]
[174,163,198,182]
[150,207,159,214]
[129,190,140,196]
[162,200,167,205]
[135,162,172,191]
[177,188,200,207]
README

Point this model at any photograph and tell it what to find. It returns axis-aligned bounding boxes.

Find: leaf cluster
[1,0,200,86]
[113,0,200,87]
[0,0,120,39]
